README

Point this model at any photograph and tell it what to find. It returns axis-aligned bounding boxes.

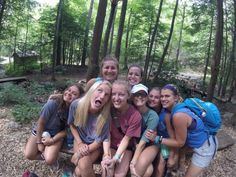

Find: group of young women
[24,56,218,177]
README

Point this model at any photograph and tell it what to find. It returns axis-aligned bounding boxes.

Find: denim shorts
[192,135,218,168]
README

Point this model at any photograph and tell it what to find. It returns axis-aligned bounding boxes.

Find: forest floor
[0,68,236,177]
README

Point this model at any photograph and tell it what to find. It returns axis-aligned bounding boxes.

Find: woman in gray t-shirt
[68,80,112,177]
[24,84,82,165]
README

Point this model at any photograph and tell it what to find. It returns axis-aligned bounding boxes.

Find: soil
[0,68,236,177]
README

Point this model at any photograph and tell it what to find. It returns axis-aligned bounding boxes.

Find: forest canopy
[0,0,235,101]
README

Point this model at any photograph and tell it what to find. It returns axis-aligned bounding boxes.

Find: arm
[70,124,83,145]
[165,112,175,139]
[131,140,146,164]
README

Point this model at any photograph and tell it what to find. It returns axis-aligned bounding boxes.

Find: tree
[115,0,128,60]
[0,0,6,34]
[155,0,179,79]
[52,0,63,80]
[81,0,94,67]
[207,0,224,101]
[86,0,107,81]
[143,0,163,82]
[102,0,119,58]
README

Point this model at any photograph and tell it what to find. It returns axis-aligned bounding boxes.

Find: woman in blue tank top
[146,84,218,177]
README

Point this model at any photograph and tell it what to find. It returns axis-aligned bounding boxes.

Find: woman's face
[127,66,142,86]
[101,60,118,82]
[148,89,161,109]
[160,89,178,110]
[112,83,129,110]
[63,86,80,104]
[133,91,148,108]
[90,83,111,112]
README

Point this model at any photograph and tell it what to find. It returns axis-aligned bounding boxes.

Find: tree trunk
[123,8,132,70]
[52,0,63,80]
[86,0,107,81]
[143,0,163,82]
[81,0,94,67]
[227,0,236,102]
[0,0,6,34]
[108,9,117,55]
[207,0,224,101]
[203,8,214,88]
[155,0,179,79]
[175,1,186,70]
[102,0,118,58]
[115,0,128,61]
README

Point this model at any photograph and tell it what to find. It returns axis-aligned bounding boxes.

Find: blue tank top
[157,109,169,138]
[174,108,208,148]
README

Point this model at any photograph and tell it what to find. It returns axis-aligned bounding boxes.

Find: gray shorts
[192,135,218,168]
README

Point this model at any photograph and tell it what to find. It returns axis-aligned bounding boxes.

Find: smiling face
[63,85,80,104]
[133,91,148,108]
[101,60,119,82]
[112,83,130,112]
[90,83,111,113]
[127,66,142,86]
[160,89,179,110]
[148,88,161,110]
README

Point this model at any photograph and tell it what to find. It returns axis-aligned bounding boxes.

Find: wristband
[159,136,163,144]
[113,153,121,160]
[154,136,161,145]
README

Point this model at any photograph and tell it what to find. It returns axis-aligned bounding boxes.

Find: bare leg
[184,163,204,177]
[24,135,43,160]
[114,150,133,177]
[74,148,101,177]
[154,155,166,177]
[135,145,159,177]
[43,139,63,165]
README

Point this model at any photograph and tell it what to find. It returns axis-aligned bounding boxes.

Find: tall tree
[115,0,128,60]
[175,1,186,70]
[52,0,63,80]
[143,0,163,82]
[155,0,179,79]
[102,0,119,58]
[81,0,94,67]
[207,0,224,101]
[0,0,6,34]
[203,7,214,89]
[86,0,107,81]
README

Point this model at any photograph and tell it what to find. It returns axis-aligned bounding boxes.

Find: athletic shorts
[192,135,218,168]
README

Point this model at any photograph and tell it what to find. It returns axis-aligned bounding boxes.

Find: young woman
[86,56,119,91]
[148,87,177,177]
[24,84,82,165]
[129,84,159,177]
[127,64,143,86]
[68,80,112,177]
[146,84,218,177]
[101,80,142,177]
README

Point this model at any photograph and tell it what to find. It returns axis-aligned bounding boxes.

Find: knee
[78,162,93,176]
[44,156,57,165]
[24,150,35,160]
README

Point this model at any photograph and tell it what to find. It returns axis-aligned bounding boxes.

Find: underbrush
[0,79,75,123]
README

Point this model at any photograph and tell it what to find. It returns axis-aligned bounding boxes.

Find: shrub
[12,103,41,123]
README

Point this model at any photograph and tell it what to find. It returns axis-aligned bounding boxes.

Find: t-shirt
[68,99,110,144]
[141,109,159,143]
[39,99,68,136]
[110,105,142,150]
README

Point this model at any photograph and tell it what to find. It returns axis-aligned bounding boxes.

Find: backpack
[172,98,221,135]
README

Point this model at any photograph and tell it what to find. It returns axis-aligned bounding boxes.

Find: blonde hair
[74,80,112,135]
[113,80,131,97]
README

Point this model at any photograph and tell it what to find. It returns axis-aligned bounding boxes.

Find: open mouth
[95,100,102,107]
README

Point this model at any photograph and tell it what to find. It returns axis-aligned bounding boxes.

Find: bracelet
[154,136,160,145]
[113,153,121,160]
[159,136,163,144]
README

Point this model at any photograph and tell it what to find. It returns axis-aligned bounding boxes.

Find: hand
[42,137,54,146]
[101,155,111,169]
[130,161,140,177]
[78,144,89,156]
[145,129,157,142]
